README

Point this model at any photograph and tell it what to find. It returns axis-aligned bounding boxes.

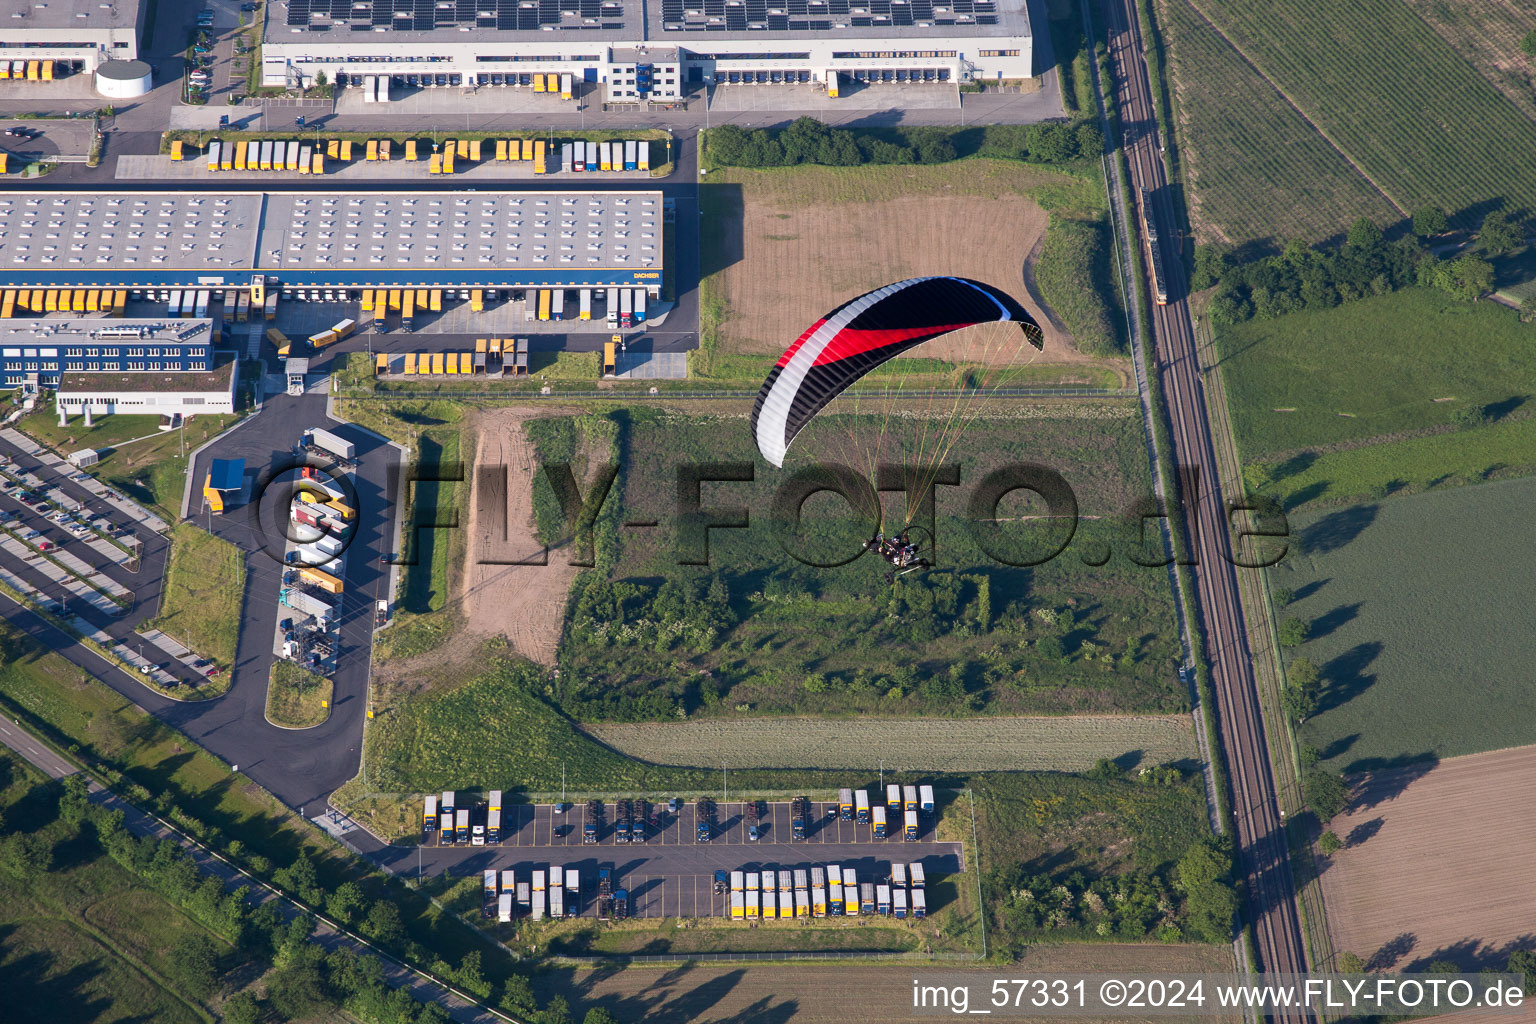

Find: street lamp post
[722,760,727,802]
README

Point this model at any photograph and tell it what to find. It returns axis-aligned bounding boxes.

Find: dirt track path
[460,407,577,666]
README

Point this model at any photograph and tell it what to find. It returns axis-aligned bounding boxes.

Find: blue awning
[208,458,244,492]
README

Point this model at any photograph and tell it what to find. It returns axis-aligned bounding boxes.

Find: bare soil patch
[535,943,1237,1024]
[719,191,1090,364]
[1319,745,1536,970]
[459,406,580,665]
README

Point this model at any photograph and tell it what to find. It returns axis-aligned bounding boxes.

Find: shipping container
[298,566,344,594]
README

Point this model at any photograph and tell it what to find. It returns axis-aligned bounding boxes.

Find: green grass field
[547,406,1185,723]
[19,410,242,520]
[333,397,466,625]
[1191,0,1536,218]
[1215,288,1536,462]
[146,523,245,668]
[1272,477,1536,773]
[0,753,216,1024]
[1152,0,1400,244]
[266,661,332,728]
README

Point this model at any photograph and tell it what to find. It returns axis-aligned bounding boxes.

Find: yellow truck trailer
[203,473,225,514]
[429,152,442,174]
[522,139,534,161]
[324,499,356,522]
[470,288,484,312]
[469,139,481,161]
[234,140,249,169]
[443,150,455,174]
[0,291,14,319]
[495,139,507,162]
[327,139,339,159]
[308,330,339,349]
[112,290,127,315]
[429,289,442,312]
[366,139,378,161]
[431,352,445,375]
[375,353,388,375]
[388,289,401,311]
[311,152,324,174]
[460,352,473,374]
[266,328,292,356]
[403,352,417,375]
[340,140,353,161]
[299,567,344,594]
[169,140,184,161]
[405,140,417,161]
[445,352,458,374]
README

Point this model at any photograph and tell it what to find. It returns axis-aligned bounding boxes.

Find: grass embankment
[1213,289,1536,509]
[333,398,466,661]
[144,523,244,670]
[584,714,1197,772]
[0,754,213,1024]
[1272,476,1536,773]
[19,409,242,521]
[266,661,332,729]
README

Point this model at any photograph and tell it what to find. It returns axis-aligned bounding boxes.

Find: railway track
[1099,0,1313,1014]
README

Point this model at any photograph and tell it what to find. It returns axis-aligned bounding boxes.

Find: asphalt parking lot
[452,849,963,920]
[474,799,942,849]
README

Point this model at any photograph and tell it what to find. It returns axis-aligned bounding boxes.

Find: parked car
[22,529,40,540]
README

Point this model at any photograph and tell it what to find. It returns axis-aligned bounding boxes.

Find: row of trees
[1199,205,1530,324]
[704,116,1103,169]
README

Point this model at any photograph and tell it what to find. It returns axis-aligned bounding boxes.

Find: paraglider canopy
[750,276,1043,468]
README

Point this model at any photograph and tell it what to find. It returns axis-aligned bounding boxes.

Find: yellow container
[522,139,534,160]
[429,289,441,312]
[456,139,468,159]
[469,139,481,161]
[403,353,417,374]
[443,151,454,174]
[326,139,339,159]
[429,153,441,174]
[340,140,353,161]
[26,61,39,82]
[311,152,324,174]
[470,288,483,312]
[431,352,445,375]
[365,140,378,161]
[41,60,53,82]
[415,288,428,311]
[533,73,546,92]
[112,290,127,315]
[495,139,507,161]
[405,140,417,161]
[169,140,184,161]
[234,140,248,169]
[388,289,401,311]
[460,352,473,374]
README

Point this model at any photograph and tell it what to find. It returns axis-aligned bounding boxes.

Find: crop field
[534,942,1237,1023]
[1215,288,1536,464]
[553,406,1187,723]
[1188,0,1536,217]
[584,714,1197,772]
[145,523,246,669]
[1399,0,1536,125]
[700,159,1124,370]
[1272,476,1536,773]
[1318,745,1536,971]
[1152,0,1399,244]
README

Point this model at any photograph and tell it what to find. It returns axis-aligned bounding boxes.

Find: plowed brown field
[1319,745,1536,970]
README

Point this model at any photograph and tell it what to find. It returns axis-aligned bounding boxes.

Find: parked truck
[910,862,926,889]
[904,809,919,841]
[455,808,469,844]
[854,788,870,824]
[298,566,344,595]
[624,139,638,171]
[565,868,580,916]
[912,889,927,918]
[584,799,600,843]
[440,792,456,844]
[497,893,512,923]
[903,784,919,814]
[886,784,902,817]
[549,879,564,919]
[280,587,333,625]
[790,796,808,841]
[827,863,844,915]
[422,794,437,842]
[920,784,935,815]
[872,804,887,839]
[696,798,714,842]
[613,887,629,920]
[843,868,860,916]
[838,788,854,821]
[488,790,502,843]
[302,427,355,463]
[877,883,891,916]
[894,887,908,918]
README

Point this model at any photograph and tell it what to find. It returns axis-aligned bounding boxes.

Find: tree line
[704,116,1105,169]
[1198,205,1530,325]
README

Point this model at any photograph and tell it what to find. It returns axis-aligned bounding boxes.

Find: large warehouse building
[260,0,1031,95]
[0,0,146,76]
[0,189,664,297]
